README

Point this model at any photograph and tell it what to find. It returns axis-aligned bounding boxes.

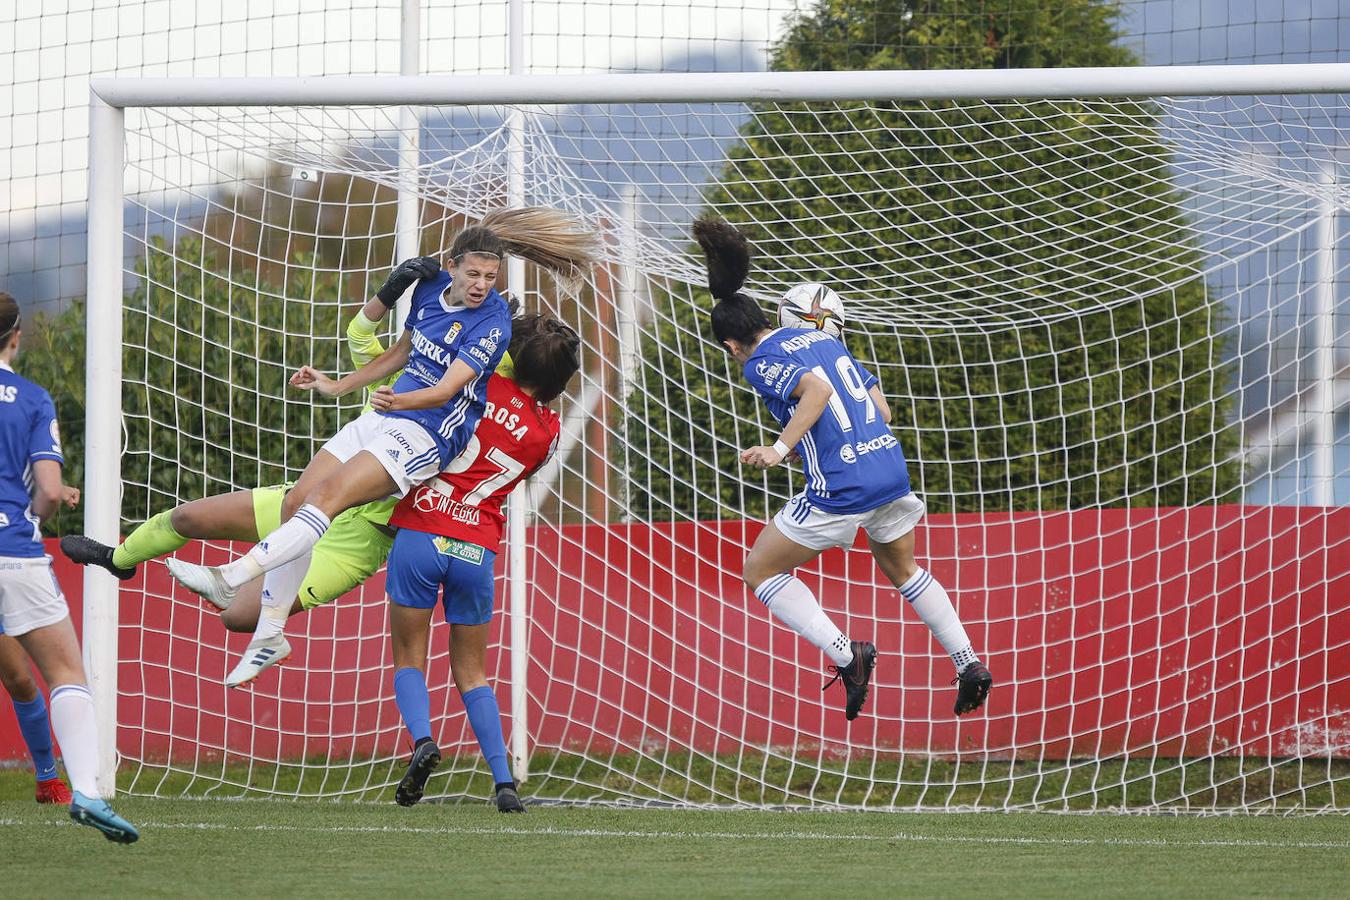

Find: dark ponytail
[692,217,770,345]
[510,313,581,404]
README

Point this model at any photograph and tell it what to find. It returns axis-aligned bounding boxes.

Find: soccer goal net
[87,67,1349,811]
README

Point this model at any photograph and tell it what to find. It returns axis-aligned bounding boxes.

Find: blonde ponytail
[480,207,601,279]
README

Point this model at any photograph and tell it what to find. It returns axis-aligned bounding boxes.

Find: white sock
[251,551,310,642]
[753,573,853,667]
[899,567,978,673]
[221,504,330,589]
[48,683,101,798]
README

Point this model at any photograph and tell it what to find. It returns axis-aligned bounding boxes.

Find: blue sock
[461,685,512,786]
[393,667,432,743]
[12,695,58,781]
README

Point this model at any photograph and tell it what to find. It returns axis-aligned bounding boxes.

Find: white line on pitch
[2,818,1347,850]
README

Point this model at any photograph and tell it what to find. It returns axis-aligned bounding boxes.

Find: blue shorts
[386,529,497,625]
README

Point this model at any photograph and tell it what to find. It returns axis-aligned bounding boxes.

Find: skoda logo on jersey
[445,321,463,344]
[839,443,857,464]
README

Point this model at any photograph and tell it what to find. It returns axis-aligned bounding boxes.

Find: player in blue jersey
[693,220,993,720]
[0,292,138,841]
[166,208,599,686]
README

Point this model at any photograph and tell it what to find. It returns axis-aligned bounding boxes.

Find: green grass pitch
[3,772,1348,897]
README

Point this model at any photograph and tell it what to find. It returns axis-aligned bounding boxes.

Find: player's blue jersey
[0,363,63,557]
[744,328,910,514]
[382,272,511,466]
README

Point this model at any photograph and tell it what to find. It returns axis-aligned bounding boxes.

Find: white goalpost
[85,63,1350,809]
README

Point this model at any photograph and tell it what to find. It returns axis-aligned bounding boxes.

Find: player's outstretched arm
[292,328,412,398]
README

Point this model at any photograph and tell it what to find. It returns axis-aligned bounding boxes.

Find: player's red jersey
[390,374,560,550]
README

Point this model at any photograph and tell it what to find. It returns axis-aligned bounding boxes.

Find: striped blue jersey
[743,328,910,514]
[0,363,63,557]
[382,273,511,466]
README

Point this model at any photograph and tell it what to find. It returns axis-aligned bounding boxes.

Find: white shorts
[772,492,926,552]
[321,410,443,498]
[0,555,69,637]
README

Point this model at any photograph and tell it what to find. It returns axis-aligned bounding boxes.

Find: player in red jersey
[384,312,578,813]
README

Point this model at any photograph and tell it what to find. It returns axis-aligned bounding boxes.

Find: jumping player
[165,209,598,685]
[386,313,576,814]
[693,219,993,720]
[0,291,138,841]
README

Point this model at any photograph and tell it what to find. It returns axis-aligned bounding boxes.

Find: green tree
[624,0,1242,520]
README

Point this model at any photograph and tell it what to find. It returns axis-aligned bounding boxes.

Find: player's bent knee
[171,503,210,537]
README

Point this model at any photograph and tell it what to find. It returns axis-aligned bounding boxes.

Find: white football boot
[225,635,292,688]
[165,557,237,610]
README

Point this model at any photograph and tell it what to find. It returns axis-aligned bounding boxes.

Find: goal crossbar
[91,63,1350,108]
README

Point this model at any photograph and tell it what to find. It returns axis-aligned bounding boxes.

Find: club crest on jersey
[445,322,462,344]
